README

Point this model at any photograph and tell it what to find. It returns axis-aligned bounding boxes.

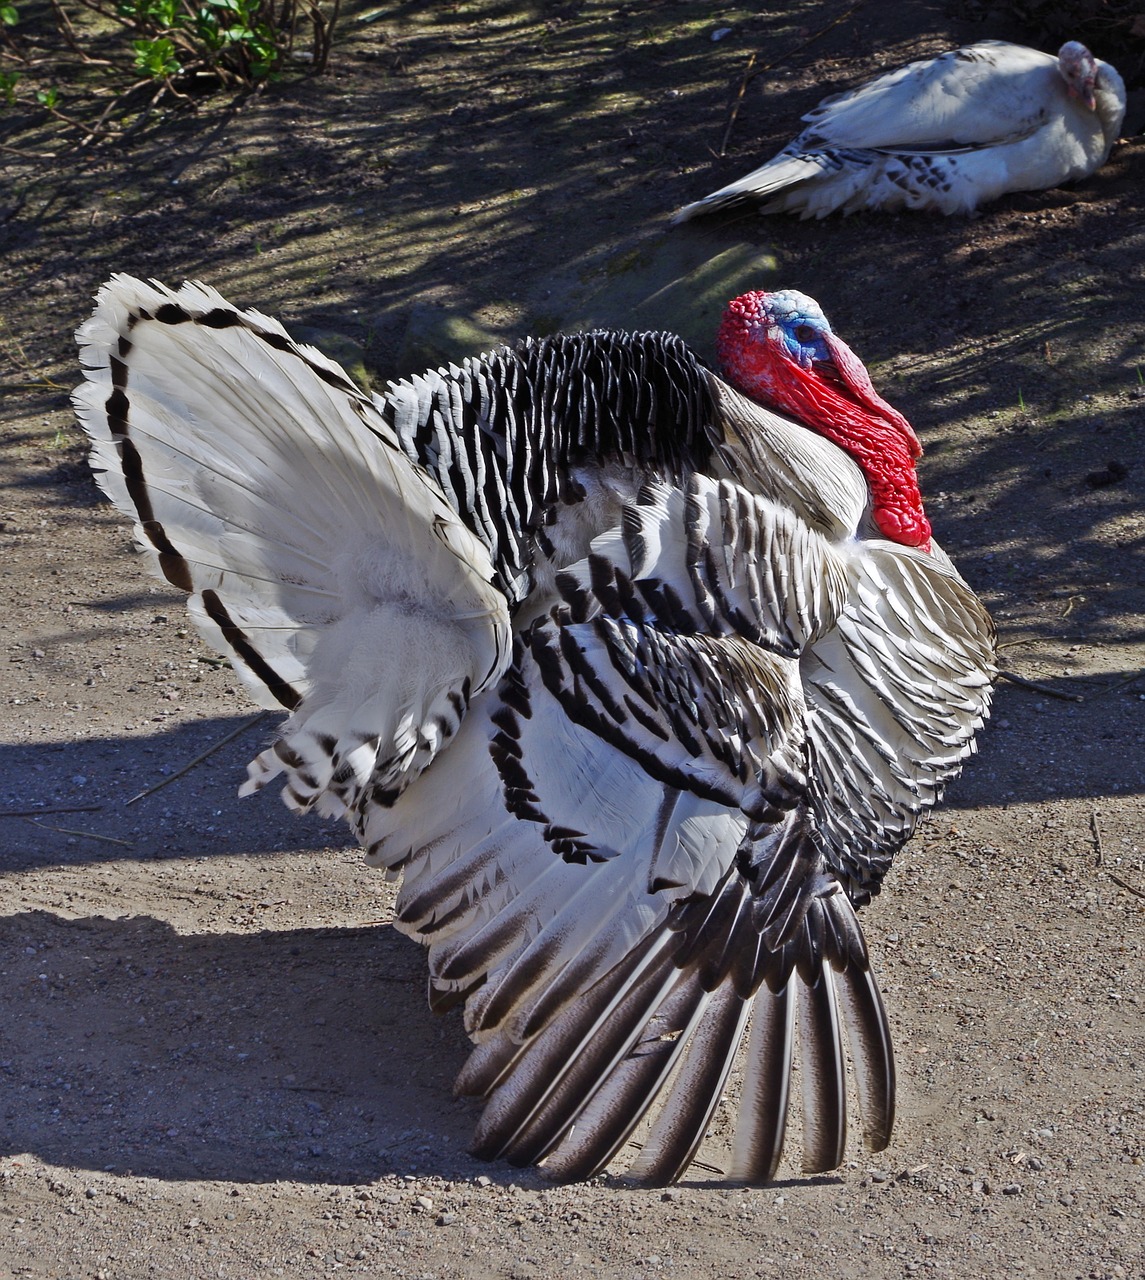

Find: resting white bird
[672,39,1126,221]
[74,277,995,1184]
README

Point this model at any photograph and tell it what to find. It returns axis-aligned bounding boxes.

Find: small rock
[437,1212,455,1226]
[1002,1184,1022,1196]
[415,1195,434,1212]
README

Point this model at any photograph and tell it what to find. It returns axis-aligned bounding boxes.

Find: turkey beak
[1068,77,1097,110]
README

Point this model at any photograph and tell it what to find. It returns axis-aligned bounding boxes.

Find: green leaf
[0,4,19,27]
[132,35,182,78]
[35,87,59,108]
[120,0,182,29]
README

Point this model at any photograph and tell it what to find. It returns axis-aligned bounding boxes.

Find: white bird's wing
[363,466,992,1183]
[803,541,996,895]
[797,41,1059,152]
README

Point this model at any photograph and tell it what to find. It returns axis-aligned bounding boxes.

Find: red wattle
[717,292,932,553]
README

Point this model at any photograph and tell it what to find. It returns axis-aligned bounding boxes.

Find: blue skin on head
[763,290,833,369]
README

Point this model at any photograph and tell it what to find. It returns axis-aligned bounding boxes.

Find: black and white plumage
[74,276,995,1184]
[672,40,1126,222]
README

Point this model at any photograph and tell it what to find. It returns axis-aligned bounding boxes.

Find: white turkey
[74,276,995,1184]
[671,40,1126,222]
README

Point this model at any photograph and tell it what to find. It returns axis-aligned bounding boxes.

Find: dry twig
[1090,806,1105,867]
[997,669,1084,702]
[1093,670,1144,699]
[23,817,134,847]
[125,710,270,805]
[0,805,103,818]
[719,0,867,156]
[1108,872,1145,901]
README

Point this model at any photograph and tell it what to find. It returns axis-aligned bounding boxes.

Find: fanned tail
[74,275,511,819]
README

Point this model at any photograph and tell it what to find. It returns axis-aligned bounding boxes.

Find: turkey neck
[1095,69,1126,149]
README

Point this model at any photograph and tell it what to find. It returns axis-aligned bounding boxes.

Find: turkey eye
[794,324,818,344]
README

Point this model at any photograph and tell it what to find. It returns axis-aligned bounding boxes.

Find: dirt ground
[1,1,1143,1278]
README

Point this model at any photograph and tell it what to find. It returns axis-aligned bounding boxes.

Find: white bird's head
[1058,41,1098,111]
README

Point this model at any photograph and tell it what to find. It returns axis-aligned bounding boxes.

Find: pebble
[1002,1184,1022,1196]
[437,1212,455,1226]
[415,1195,434,1212]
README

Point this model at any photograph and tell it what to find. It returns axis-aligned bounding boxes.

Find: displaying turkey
[74,276,995,1184]
[672,40,1126,222]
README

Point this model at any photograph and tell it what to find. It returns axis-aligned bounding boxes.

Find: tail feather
[670,154,831,223]
[467,931,679,1162]
[797,965,847,1174]
[837,962,895,1151]
[625,982,751,1184]
[729,981,796,1182]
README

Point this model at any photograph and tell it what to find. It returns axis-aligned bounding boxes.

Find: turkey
[74,276,995,1184]
[671,40,1126,222]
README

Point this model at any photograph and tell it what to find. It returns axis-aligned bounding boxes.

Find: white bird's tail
[74,275,511,820]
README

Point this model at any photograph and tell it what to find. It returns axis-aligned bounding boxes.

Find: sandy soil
[1,2,1143,1277]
